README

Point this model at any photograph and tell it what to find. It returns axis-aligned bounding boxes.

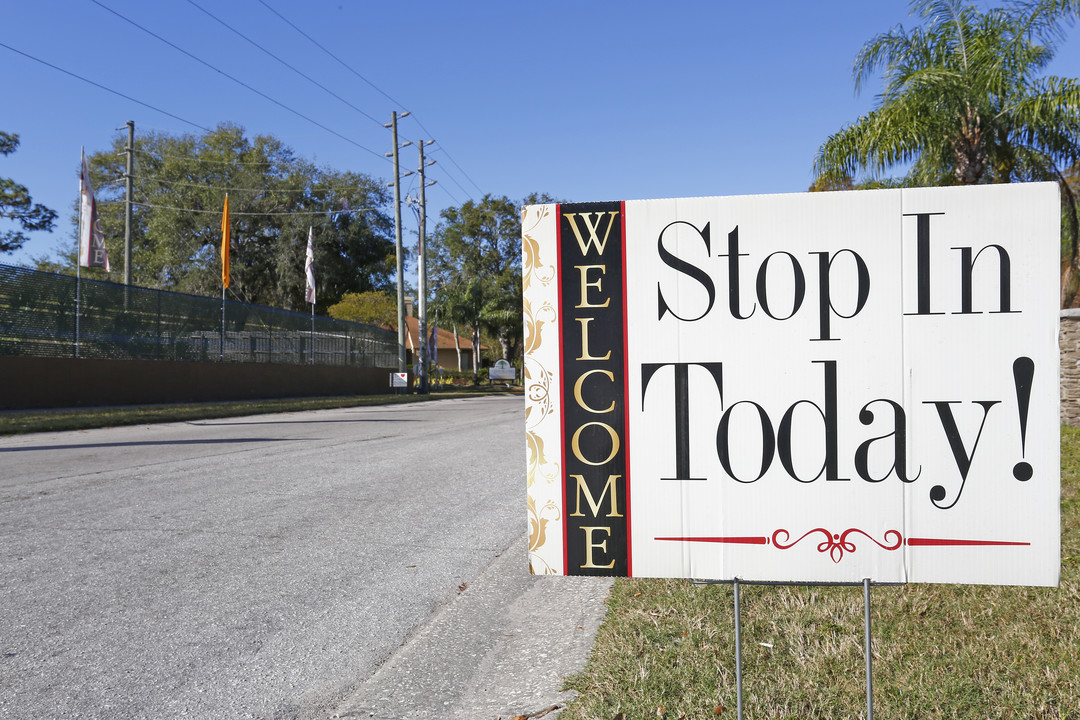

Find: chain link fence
[0,264,397,367]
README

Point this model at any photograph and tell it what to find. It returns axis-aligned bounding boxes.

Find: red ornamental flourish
[654,531,1030,562]
[772,528,903,564]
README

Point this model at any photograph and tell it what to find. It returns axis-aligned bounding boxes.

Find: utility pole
[384,111,413,382]
[123,120,134,286]
[416,139,436,394]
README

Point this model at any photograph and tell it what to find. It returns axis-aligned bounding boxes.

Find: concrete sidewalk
[327,532,612,720]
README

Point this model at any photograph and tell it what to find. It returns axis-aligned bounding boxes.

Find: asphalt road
[0,395,611,719]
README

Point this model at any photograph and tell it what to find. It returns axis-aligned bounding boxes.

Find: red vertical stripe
[620,202,633,576]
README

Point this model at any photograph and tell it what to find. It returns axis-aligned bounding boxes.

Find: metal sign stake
[697,577,894,719]
[733,578,743,720]
[864,577,874,720]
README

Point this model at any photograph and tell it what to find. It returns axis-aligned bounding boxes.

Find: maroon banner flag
[78,149,110,271]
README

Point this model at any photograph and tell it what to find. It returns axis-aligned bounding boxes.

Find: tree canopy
[814,0,1080,303]
[327,290,397,328]
[429,193,557,377]
[72,124,397,312]
[1,131,58,254]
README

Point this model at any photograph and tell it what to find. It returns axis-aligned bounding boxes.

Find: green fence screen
[0,264,397,367]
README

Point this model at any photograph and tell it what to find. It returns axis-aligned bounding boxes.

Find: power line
[90,0,389,162]
[3,10,478,216]
[132,176,373,194]
[128,136,391,196]
[406,121,484,197]
[430,181,462,208]
[256,0,404,110]
[132,125,380,157]
[425,148,472,203]
[183,0,385,129]
[257,0,483,199]
[0,41,209,132]
[133,148,279,166]
[126,201,374,217]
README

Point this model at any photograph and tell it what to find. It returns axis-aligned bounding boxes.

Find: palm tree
[480,287,523,366]
[814,0,1080,303]
[432,281,475,374]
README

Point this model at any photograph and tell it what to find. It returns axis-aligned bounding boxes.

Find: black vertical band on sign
[558,201,630,576]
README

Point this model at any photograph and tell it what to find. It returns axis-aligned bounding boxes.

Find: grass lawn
[560,427,1080,720]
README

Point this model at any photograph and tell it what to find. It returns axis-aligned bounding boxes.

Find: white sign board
[390,372,408,388]
[524,184,1060,586]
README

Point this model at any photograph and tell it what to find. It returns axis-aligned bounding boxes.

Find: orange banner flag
[221,193,230,289]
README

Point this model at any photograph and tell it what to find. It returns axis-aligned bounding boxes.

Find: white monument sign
[491,358,517,381]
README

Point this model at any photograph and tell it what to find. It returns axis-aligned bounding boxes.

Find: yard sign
[524,184,1060,586]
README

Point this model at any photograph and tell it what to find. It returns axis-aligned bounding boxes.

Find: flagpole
[221,286,225,362]
[310,302,315,365]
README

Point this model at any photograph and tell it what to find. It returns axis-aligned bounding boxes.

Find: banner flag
[78,148,110,271]
[304,226,316,304]
[221,193,230,289]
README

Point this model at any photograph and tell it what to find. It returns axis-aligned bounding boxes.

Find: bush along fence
[0,263,397,368]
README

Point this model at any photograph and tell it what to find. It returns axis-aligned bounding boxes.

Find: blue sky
[3,1,1080,271]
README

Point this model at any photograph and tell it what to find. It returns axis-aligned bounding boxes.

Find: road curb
[328,532,612,720]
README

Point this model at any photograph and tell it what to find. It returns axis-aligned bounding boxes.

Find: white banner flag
[78,149,109,271]
[304,226,316,305]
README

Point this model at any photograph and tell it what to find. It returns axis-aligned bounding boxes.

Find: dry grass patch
[560,427,1080,720]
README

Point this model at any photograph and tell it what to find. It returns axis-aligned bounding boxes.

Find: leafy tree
[71,124,396,311]
[808,173,856,193]
[327,290,397,327]
[429,193,556,381]
[813,0,1080,303]
[1,132,58,254]
[808,174,904,192]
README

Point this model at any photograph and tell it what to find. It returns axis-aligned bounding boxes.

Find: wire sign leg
[733,579,743,720]
[864,578,873,720]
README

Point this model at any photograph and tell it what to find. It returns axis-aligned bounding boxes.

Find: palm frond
[817,0,1080,189]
